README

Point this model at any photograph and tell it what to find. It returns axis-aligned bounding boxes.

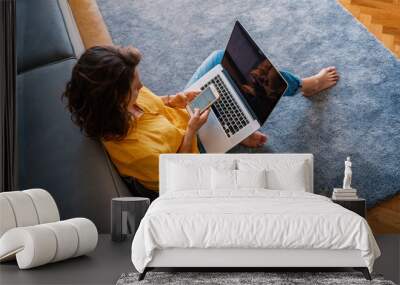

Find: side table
[332,198,366,218]
[111,197,150,241]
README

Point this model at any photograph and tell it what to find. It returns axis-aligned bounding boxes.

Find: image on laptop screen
[222,21,288,124]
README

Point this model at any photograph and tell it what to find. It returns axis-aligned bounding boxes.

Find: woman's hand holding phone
[179,107,210,153]
[187,108,211,134]
[188,85,219,115]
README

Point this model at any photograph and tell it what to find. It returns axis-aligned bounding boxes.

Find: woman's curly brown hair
[62,45,141,141]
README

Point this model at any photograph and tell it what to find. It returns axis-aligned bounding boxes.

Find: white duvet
[131,190,380,273]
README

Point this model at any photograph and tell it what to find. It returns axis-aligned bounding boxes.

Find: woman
[63,46,339,200]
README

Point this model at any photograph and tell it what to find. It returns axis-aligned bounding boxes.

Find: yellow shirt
[102,86,199,191]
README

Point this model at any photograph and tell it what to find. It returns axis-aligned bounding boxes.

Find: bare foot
[301,66,339,97]
[240,131,268,148]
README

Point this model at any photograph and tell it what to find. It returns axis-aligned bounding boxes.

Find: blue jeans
[185,50,301,97]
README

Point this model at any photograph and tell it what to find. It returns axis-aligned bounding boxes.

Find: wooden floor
[338,0,400,233]
[368,194,400,234]
[339,0,400,58]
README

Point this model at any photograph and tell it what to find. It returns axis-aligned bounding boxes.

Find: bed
[131,154,380,280]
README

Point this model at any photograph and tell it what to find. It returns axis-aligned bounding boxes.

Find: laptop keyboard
[200,75,249,138]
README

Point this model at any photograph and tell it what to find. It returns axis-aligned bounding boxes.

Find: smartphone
[187,85,220,115]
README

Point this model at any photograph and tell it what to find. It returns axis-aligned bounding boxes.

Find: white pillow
[236,169,267,189]
[167,163,209,191]
[238,159,308,191]
[167,160,236,191]
[211,169,267,190]
[211,168,236,190]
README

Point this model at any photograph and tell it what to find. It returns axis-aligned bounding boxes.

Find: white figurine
[343,156,352,189]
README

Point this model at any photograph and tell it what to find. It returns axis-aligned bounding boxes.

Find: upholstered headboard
[159,154,314,195]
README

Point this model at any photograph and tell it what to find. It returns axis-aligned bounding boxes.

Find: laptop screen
[221,21,288,124]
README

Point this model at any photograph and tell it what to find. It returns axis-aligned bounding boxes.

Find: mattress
[131,190,380,273]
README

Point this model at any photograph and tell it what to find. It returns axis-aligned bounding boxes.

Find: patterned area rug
[97,0,400,207]
[116,272,395,285]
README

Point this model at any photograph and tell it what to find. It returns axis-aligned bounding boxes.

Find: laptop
[186,21,288,153]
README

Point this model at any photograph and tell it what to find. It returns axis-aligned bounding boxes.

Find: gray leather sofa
[16,0,131,233]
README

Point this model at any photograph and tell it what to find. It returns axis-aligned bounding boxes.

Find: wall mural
[98,0,400,231]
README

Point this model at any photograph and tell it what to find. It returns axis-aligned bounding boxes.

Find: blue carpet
[97,0,400,208]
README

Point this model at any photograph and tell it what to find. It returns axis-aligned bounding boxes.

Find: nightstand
[332,198,366,218]
[111,197,150,242]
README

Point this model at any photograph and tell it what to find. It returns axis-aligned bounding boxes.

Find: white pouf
[0,218,98,269]
[0,189,98,269]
